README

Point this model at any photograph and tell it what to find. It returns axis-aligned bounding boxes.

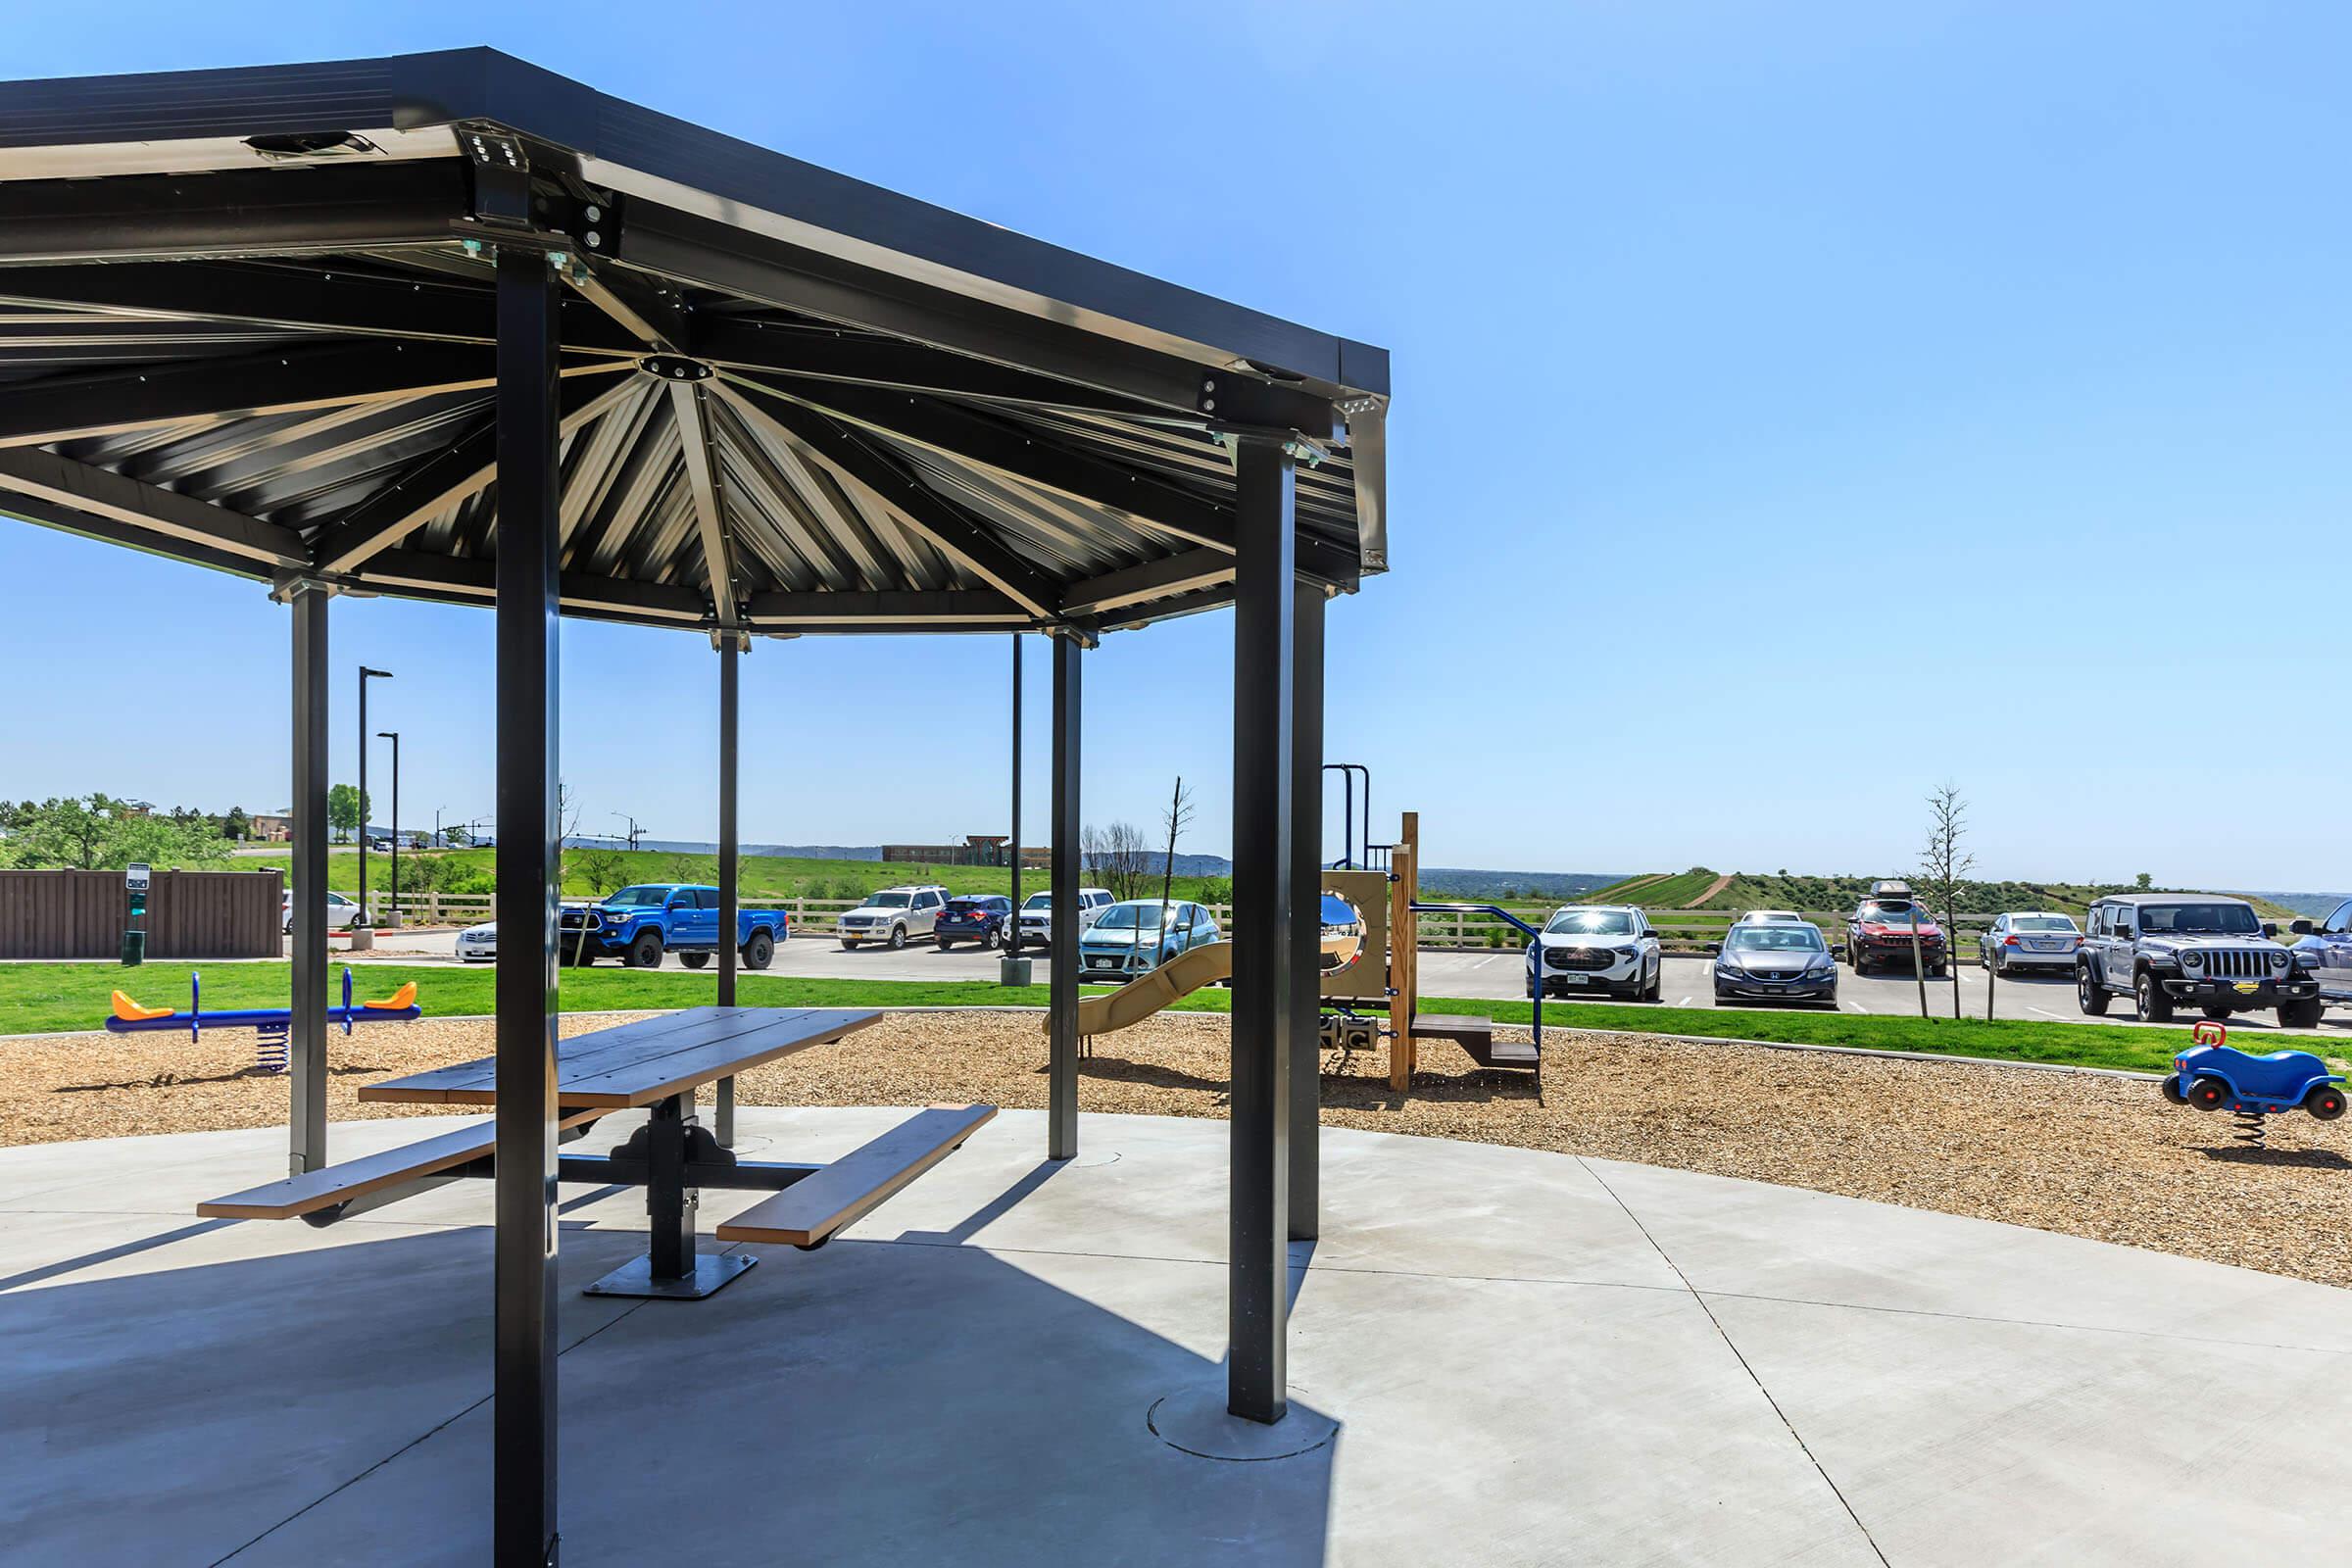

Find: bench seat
[198,1109,605,1220]
[716,1103,996,1248]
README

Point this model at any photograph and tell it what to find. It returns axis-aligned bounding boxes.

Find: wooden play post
[1389,811,1420,1091]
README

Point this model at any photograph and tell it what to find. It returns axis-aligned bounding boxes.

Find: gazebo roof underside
[0,49,1389,638]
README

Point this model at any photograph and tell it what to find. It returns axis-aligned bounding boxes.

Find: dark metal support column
[1229,434,1296,1424]
[714,632,740,1145]
[1288,580,1325,1241]
[1006,633,1022,959]
[287,583,328,1176]
[493,244,563,1568]
[1046,631,1082,1159]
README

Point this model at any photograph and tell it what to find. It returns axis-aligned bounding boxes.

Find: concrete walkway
[3,1109,2347,1565]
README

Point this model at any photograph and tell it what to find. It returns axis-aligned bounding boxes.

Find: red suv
[1844,881,1947,977]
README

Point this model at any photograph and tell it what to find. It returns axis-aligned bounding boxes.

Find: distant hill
[1414,866,1624,901]
[2230,890,2349,920]
[1579,868,2317,922]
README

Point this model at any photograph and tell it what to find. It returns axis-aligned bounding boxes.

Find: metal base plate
[1147,1385,1337,1461]
[583,1251,758,1299]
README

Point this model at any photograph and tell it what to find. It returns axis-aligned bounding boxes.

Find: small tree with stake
[1159,777,1195,917]
[1918,784,1974,1021]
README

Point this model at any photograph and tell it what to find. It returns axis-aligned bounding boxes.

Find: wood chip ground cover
[4,1009,2346,1288]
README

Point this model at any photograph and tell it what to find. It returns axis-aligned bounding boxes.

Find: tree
[222,806,251,841]
[326,784,368,844]
[441,822,472,849]
[2134,871,2153,891]
[571,848,629,898]
[2,794,230,870]
[1081,821,1155,902]
[1917,785,1974,1021]
[1159,777,1195,914]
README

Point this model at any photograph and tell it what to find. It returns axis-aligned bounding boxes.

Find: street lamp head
[376,730,398,740]
[360,666,394,679]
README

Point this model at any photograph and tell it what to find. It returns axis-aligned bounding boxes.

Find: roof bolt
[585,204,602,221]
[1202,379,1216,392]
[1202,399,1215,412]
[585,231,603,248]
[548,252,568,269]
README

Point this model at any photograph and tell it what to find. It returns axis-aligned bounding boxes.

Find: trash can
[999,955,1033,987]
[120,929,146,966]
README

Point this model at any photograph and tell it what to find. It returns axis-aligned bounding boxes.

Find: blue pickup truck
[558,884,788,969]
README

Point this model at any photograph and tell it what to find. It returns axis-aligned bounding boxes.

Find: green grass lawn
[11,960,2327,1078]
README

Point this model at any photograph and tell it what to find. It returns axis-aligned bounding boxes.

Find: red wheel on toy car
[2185,1075,2230,1111]
[2306,1085,2348,1122]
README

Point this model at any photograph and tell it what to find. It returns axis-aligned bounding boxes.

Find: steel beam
[0,161,470,265]
[0,446,307,568]
[740,588,1028,625]
[492,245,563,1568]
[1058,547,1230,618]
[669,381,738,627]
[1047,632,1082,1159]
[1228,434,1295,1425]
[0,487,272,580]
[714,631,741,1145]
[287,583,329,1176]
[692,317,1163,417]
[0,260,643,354]
[1288,580,1325,1241]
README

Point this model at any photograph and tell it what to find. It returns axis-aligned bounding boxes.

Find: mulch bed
[5,1008,2348,1288]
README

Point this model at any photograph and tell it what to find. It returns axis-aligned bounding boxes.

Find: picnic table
[203,1005,996,1299]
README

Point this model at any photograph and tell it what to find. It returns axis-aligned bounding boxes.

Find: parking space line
[1840,1000,1868,1013]
[1676,996,1693,1007]
[2029,1006,2070,1020]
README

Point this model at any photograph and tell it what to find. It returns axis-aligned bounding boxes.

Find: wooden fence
[0,868,284,959]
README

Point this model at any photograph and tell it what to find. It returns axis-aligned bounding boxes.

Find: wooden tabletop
[359,1005,883,1109]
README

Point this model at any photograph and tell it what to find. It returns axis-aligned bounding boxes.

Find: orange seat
[111,992,174,1022]
[362,982,418,1011]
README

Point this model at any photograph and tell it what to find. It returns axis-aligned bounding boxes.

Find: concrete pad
[1703,1292,2352,1566]
[1585,1155,2352,1352]
[5,1108,2349,1564]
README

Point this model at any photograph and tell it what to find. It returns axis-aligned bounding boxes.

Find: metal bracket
[709,627,753,655]
[268,572,342,606]
[641,354,712,382]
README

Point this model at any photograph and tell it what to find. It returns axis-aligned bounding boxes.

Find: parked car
[456,921,497,962]
[558,883,788,968]
[838,885,948,951]
[1845,881,1946,976]
[2077,893,2322,1026]
[2287,898,2352,1021]
[1979,911,2082,975]
[1734,909,1805,926]
[1711,920,1838,1005]
[1526,905,1663,1002]
[1319,892,1365,976]
[1015,887,1114,948]
[935,895,1012,951]
[1076,900,1221,981]
[283,889,364,934]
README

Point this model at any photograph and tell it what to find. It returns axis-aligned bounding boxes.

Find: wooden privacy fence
[0,868,284,959]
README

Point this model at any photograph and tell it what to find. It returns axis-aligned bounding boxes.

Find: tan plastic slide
[1046,941,1235,1037]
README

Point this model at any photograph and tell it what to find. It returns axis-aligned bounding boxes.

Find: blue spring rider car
[2161,1020,2347,1122]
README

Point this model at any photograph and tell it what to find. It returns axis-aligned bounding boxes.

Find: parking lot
[336,930,2348,1037]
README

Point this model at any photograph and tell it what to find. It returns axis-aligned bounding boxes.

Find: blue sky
[3,2,2346,890]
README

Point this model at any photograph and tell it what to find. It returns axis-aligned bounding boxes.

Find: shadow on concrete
[0,1217,237,1292]
[2,1202,1338,1565]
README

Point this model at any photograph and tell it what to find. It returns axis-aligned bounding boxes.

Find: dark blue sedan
[935,895,1012,951]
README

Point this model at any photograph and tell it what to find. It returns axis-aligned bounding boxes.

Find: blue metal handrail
[1409,902,1543,1052]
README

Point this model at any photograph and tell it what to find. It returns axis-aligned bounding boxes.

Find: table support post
[1228,433,1295,1425]
[493,242,563,1568]
[1288,578,1325,1241]
[584,1092,756,1299]
[714,631,741,1146]
[1047,631,1082,1160]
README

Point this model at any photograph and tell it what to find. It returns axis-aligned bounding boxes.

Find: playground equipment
[1058,806,1543,1090]
[107,967,421,1074]
[2160,1019,2346,1148]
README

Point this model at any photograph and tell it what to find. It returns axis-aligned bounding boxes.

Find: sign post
[122,862,151,966]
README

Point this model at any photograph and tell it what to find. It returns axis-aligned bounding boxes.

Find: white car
[1016,887,1114,947]
[1527,905,1664,1002]
[283,889,364,934]
[1980,910,2082,975]
[838,885,949,951]
[456,922,497,962]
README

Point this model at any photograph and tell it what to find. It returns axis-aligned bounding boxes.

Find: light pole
[611,810,644,852]
[376,730,401,927]
[358,665,393,925]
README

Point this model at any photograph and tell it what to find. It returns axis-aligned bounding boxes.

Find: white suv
[1016,887,1114,947]
[839,885,948,951]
